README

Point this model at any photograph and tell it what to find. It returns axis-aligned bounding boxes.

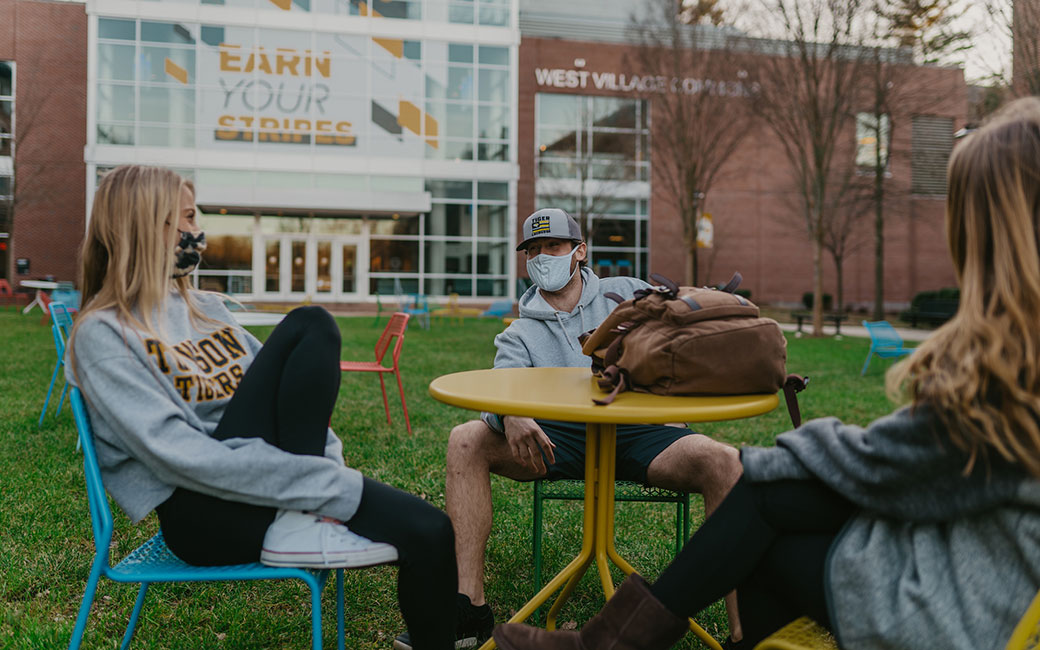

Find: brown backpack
[579,273,809,426]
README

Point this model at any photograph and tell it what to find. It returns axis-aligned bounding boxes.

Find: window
[418,179,511,297]
[856,112,890,169]
[0,61,12,158]
[535,93,651,280]
[912,115,953,196]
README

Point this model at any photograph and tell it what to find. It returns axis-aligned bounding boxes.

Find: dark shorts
[534,419,692,485]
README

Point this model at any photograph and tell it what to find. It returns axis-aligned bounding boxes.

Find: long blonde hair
[889,97,1040,477]
[69,165,217,370]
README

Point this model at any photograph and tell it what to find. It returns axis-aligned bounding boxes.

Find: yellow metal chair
[1007,588,1040,650]
[432,293,482,325]
[752,617,836,650]
[752,585,1040,650]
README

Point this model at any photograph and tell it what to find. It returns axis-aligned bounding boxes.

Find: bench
[899,299,958,328]
[792,311,848,335]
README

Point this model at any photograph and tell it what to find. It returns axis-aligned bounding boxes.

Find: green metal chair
[532,479,689,591]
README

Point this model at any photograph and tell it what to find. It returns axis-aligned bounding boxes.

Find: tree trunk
[812,236,824,336]
[835,253,844,322]
[685,235,697,286]
[872,134,886,322]
[873,184,885,321]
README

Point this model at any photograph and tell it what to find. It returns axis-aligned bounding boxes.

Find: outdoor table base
[20,280,59,315]
[480,421,722,650]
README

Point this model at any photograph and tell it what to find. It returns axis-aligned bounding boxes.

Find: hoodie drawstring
[554,311,576,351]
[553,303,587,352]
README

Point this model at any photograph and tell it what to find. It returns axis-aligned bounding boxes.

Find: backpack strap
[782,374,810,428]
[719,272,742,293]
[593,366,628,406]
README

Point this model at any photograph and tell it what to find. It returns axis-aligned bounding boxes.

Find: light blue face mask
[527,246,579,292]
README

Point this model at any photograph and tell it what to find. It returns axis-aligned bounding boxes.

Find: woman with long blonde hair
[67,165,457,649]
[492,98,1040,650]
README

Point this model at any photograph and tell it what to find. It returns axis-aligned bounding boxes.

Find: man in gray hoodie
[394,209,744,650]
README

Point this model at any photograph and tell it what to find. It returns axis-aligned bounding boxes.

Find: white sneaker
[260,510,399,568]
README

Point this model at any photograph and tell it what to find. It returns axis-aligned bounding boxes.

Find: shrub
[801,292,833,311]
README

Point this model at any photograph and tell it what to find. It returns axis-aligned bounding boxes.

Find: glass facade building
[87,0,518,302]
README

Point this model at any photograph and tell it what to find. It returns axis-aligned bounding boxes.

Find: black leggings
[155,306,457,650]
[650,476,855,646]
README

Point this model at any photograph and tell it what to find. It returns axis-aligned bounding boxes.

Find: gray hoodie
[742,407,1040,650]
[493,267,650,369]
[66,292,363,525]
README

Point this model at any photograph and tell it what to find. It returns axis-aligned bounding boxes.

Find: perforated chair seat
[108,532,325,584]
[532,479,689,591]
[752,617,837,650]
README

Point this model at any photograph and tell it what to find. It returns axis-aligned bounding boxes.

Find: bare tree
[743,0,871,335]
[858,0,970,320]
[627,0,755,286]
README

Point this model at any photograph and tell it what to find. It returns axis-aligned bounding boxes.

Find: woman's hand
[503,416,556,474]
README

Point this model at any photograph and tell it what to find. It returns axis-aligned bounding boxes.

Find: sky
[965,2,1013,84]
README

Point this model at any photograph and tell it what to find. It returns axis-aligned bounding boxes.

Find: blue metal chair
[51,284,81,310]
[66,386,347,650]
[40,302,74,427]
[401,294,431,330]
[393,277,430,329]
[480,299,514,319]
[861,320,915,376]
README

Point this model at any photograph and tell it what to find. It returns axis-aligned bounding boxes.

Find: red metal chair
[340,312,412,434]
[0,279,29,309]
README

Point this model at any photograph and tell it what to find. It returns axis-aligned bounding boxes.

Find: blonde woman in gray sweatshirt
[66,165,457,650]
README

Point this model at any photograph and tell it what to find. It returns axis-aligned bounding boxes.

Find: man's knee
[648,433,741,489]
[447,420,496,464]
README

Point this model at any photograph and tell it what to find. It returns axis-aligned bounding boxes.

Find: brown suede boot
[492,574,689,650]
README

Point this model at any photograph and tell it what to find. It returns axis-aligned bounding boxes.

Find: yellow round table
[429,367,779,650]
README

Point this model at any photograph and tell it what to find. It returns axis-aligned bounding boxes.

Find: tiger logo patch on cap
[531,215,552,235]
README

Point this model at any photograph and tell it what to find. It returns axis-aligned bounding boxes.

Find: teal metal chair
[40,302,74,427]
[532,479,689,591]
[861,320,915,376]
[51,282,81,310]
[393,277,430,329]
[66,386,348,650]
[480,299,514,319]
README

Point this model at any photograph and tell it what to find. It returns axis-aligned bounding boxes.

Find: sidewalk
[778,321,933,342]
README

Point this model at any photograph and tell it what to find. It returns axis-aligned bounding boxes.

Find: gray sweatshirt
[66,292,363,524]
[493,267,649,369]
[741,406,1040,650]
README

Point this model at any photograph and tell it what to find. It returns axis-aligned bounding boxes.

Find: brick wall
[519,35,967,308]
[0,0,87,285]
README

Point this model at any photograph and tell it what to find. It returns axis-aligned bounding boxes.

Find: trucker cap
[516,208,583,251]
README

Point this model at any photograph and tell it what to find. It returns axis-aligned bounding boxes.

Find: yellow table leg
[598,425,723,650]
[479,420,723,650]
[478,423,602,650]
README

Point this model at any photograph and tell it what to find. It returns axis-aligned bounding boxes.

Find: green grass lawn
[0,308,906,649]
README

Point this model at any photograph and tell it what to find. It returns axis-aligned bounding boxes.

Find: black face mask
[172,230,206,278]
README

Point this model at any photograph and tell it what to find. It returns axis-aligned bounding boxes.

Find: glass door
[341,243,357,294]
[290,239,307,295]
[316,241,333,296]
[264,239,281,294]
